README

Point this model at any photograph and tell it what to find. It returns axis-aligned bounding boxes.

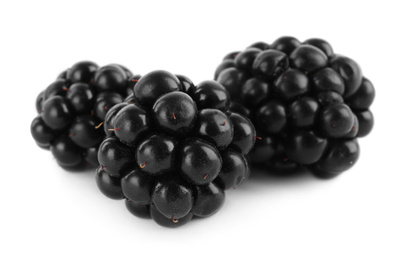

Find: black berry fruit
[289,45,328,73]
[193,80,231,111]
[134,70,181,109]
[126,200,151,219]
[180,138,222,185]
[98,136,135,177]
[67,83,95,114]
[113,104,150,146]
[136,134,177,175]
[152,92,197,136]
[42,96,74,130]
[31,116,59,149]
[152,176,194,219]
[252,50,289,79]
[193,109,234,150]
[51,135,85,167]
[31,61,137,168]
[67,61,98,84]
[96,70,255,227]
[215,36,375,178]
[95,165,123,200]
[121,169,153,204]
[93,64,128,94]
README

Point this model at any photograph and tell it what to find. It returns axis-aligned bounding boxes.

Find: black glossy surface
[194,109,234,150]
[217,150,249,190]
[290,45,328,73]
[93,65,128,94]
[216,68,247,103]
[347,78,375,110]
[194,80,231,112]
[36,91,45,113]
[86,70,251,227]
[214,37,374,178]
[150,205,193,228]
[272,36,301,55]
[84,147,99,166]
[248,134,277,163]
[269,142,302,173]
[310,138,360,178]
[255,100,287,134]
[355,110,374,137]
[113,104,149,147]
[67,61,98,84]
[125,200,151,219]
[32,61,141,172]
[248,42,271,50]
[31,115,58,146]
[32,66,258,228]
[93,91,123,121]
[329,55,363,98]
[136,134,177,175]
[192,182,225,217]
[97,137,135,177]
[285,131,328,164]
[134,70,181,109]
[42,96,74,130]
[316,91,344,107]
[229,102,251,118]
[57,70,67,80]
[66,83,95,114]
[289,96,319,128]
[95,166,124,200]
[176,74,196,95]
[126,75,142,96]
[303,38,334,58]
[103,103,129,137]
[121,169,154,204]
[152,92,197,136]
[235,48,261,71]
[319,104,355,138]
[152,177,193,219]
[241,77,270,108]
[51,135,84,167]
[44,79,68,99]
[343,114,359,139]
[222,51,240,61]
[252,50,289,78]
[268,156,302,173]
[312,68,345,95]
[228,113,256,155]
[69,115,104,148]
[214,60,235,80]
[180,138,222,185]
[109,64,133,79]
[274,69,309,100]
[124,93,136,104]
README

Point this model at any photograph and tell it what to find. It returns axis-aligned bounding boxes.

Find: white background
[1,0,404,259]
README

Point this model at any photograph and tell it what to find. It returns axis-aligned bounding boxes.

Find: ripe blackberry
[31,61,137,168]
[215,36,375,178]
[96,70,255,227]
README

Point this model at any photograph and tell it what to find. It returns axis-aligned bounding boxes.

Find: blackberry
[31,61,137,168]
[96,70,255,227]
[215,36,375,178]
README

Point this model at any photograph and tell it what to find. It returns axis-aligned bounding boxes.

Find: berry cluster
[215,36,375,178]
[96,70,255,227]
[31,61,139,168]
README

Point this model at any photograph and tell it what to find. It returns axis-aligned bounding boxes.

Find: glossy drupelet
[96,70,255,227]
[215,36,375,178]
[31,61,138,168]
